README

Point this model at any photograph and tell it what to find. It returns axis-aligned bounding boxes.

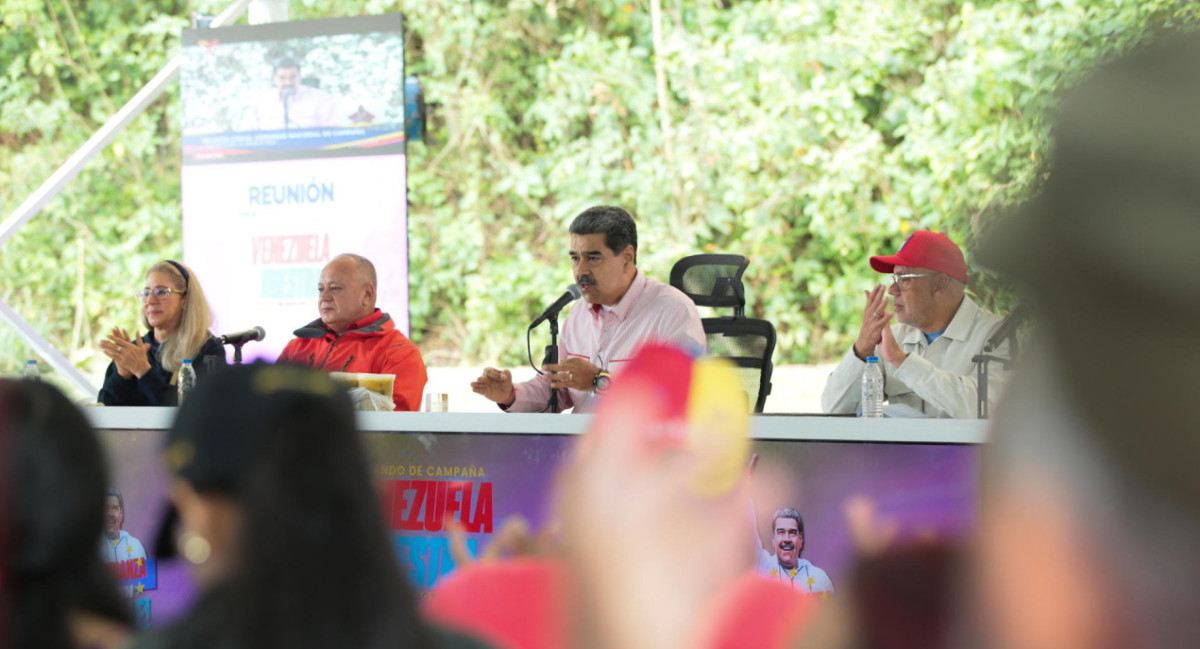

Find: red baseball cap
[869,231,968,284]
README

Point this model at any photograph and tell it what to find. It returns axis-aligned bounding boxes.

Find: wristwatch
[592,370,612,394]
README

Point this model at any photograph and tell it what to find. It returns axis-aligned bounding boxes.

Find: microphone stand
[542,313,560,413]
[283,88,291,131]
[972,305,1025,418]
[231,341,249,365]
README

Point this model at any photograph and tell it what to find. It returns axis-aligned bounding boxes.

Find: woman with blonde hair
[98,260,226,405]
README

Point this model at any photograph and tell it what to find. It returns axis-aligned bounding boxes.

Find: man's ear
[934,274,951,293]
[364,282,377,306]
[621,245,636,267]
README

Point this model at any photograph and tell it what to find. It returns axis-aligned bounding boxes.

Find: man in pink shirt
[471,206,705,413]
[241,57,339,131]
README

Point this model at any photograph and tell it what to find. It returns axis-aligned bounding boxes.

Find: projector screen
[180,14,408,360]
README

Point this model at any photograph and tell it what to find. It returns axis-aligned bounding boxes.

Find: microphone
[984,304,1026,353]
[529,284,582,330]
[219,326,266,346]
[282,87,292,130]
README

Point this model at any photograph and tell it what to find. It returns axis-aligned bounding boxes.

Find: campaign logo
[379,476,494,590]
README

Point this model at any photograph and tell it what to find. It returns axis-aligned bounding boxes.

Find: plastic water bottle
[860,356,884,418]
[23,359,40,380]
[177,359,197,405]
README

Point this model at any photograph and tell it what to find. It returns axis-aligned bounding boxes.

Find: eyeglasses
[890,272,939,289]
[136,288,185,300]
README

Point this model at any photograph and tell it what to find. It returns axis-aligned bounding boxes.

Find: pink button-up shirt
[241,84,340,131]
[509,271,706,413]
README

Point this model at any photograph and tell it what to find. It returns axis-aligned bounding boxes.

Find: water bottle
[860,356,884,418]
[178,359,197,405]
[23,359,40,380]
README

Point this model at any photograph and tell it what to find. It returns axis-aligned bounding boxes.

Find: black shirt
[98,334,227,406]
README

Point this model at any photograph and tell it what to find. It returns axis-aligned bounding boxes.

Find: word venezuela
[380,478,493,533]
[379,478,494,589]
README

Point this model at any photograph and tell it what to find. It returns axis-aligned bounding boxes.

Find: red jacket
[277,309,427,411]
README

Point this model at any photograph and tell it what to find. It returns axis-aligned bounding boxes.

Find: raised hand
[470,367,516,405]
[853,284,893,360]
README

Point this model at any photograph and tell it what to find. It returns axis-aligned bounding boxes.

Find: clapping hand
[878,321,907,368]
[853,284,893,361]
[100,327,152,379]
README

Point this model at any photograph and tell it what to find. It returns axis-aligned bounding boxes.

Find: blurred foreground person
[99,260,226,406]
[2,379,133,649]
[136,363,487,649]
[972,33,1200,649]
[433,345,816,649]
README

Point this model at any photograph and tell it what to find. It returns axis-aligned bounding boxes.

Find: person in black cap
[98,260,227,406]
[3,378,133,649]
[972,33,1200,649]
[135,362,490,649]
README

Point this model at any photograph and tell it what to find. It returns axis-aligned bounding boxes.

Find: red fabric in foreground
[701,573,817,649]
[423,558,568,649]
[424,559,814,649]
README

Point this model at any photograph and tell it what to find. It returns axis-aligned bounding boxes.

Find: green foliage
[3,0,1199,396]
[395,0,1200,364]
[1,1,193,395]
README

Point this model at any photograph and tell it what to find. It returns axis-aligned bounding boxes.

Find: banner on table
[98,427,978,624]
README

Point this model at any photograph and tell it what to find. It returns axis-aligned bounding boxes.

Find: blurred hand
[843,494,899,557]
[99,328,152,379]
[471,367,515,405]
[447,515,559,567]
[854,285,893,361]
[561,381,753,649]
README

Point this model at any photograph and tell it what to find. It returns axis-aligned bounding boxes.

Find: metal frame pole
[0,301,93,393]
[0,0,253,396]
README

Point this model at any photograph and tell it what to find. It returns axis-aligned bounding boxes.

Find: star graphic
[136,558,145,568]
[788,568,797,578]
[126,546,134,555]
[770,569,778,577]
[807,576,815,587]
[819,592,831,602]
[135,582,145,595]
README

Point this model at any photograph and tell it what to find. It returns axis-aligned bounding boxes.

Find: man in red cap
[821,231,1008,418]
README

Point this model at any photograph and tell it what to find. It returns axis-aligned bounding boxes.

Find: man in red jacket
[277,253,427,410]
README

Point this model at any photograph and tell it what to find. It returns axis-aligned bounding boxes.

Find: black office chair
[669,254,776,413]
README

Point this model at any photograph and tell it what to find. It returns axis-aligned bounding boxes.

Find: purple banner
[97,427,978,624]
